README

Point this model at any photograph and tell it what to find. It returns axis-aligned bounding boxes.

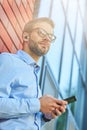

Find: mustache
[39,39,50,44]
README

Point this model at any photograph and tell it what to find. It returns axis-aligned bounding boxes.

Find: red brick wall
[0,0,36,53]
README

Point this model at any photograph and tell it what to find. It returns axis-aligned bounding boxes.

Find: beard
[28,38,50,56]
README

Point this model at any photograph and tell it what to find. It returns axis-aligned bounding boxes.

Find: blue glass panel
[46,0,65,81]
[59,27,73,97]
[71,56,79,95]
[38,0,52,17]
[67,0,77,39]
[75,12,83,61]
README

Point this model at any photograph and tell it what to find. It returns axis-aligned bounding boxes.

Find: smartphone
[64,96,77,104]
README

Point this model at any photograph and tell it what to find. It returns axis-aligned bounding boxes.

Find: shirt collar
[16,50,40,72]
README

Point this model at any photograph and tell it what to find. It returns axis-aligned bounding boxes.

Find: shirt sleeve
[0,53,40,119]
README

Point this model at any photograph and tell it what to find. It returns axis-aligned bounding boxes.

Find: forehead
[33,22,53,33]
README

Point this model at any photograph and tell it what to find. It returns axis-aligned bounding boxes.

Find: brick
[0,38,9,53]
[10,0,25,29]
[0,22,16,52]
[1,1,22,42]
[19,1,29,23]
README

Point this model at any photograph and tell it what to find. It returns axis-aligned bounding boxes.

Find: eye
[39,29,47,37]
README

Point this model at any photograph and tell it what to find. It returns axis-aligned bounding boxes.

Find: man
[0,17,67,130]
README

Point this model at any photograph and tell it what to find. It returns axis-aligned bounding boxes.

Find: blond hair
[23,17,54,33]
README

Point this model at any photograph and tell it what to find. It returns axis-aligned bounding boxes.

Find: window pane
[79,0,86,18]
[59,27,73,97]
[75,12,83,61]
[38,0,52,17]
[62,0,68,10]
[47,0,65,81]
[71,56,79,96]
[67,0,77,39]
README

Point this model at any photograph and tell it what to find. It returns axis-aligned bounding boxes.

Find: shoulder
[0,52,18,65]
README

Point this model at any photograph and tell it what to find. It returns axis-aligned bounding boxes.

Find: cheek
[30,33,41,42]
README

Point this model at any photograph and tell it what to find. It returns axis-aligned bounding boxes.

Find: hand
[44,105,66,120]
[50,105,67,119]
[39,95,67,114]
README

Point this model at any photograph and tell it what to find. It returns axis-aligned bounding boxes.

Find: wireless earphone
[24,36,29,39]
[23,32,30,41]
[23,35,29,41]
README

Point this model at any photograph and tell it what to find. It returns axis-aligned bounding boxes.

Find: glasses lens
[48,34,56,42]
[39,29,47,37]
[38,28,56,42]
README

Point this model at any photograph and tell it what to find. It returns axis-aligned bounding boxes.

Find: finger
[52,97,67,105]
[56,100,67,105]
[54,108,63,116]
[59,106,66,113]
[53,109,62,116]
[50,102,65,110]
[56,106,66,114]
[51,111,58,118]
[50,103,60,108]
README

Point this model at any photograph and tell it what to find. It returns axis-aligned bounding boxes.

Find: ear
[22,32,29,42]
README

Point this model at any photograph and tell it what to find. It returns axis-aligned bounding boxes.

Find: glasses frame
[31,28,56,43]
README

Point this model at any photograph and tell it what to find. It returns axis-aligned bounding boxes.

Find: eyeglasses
[32,28,56,42]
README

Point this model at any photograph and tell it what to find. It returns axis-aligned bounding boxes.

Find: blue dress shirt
[0,50,43,130]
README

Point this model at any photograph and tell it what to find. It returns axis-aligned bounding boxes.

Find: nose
[43,35,51,42]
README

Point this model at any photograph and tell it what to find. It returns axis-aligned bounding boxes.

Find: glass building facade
[34,0,87,130]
